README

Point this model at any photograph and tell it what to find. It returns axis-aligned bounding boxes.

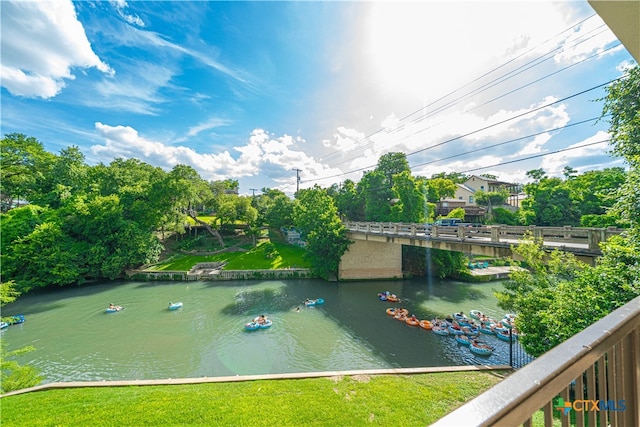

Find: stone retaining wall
[127,268,313,281]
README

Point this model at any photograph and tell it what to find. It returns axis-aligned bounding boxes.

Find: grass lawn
[1,371,507,426]
[147,241,310,271]
[184,216,217,225]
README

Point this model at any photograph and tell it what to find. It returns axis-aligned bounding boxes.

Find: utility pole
[292,168,302,193]
[250,188,258,197]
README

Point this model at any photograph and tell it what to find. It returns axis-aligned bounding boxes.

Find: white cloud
[0,0,113,98]
[542,130,612,176]
[91,124,343,192]
[111,0,145,27]
[133,30,251,87]
[553,13,620,64]
[186,117,232,138]
[88,62,175,114]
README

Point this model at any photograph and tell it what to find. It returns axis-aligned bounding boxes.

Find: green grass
[0,371,506,426]
[184,216,217,225]
[148,241,310,271]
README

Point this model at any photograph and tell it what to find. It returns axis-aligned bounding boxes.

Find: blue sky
[1,1,636,195]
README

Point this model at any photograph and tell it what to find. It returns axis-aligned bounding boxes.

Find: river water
[1,277,525,384]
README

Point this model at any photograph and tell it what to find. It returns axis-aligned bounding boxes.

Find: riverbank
[468,265,520,280]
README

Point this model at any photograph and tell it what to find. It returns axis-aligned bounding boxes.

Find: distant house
[464,175,519,194]
[453,183,477,205]
[463,175,522,210]
[436,175,522,219]
[436,185,485,219]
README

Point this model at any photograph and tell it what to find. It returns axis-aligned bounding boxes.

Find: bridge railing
[430,295,640,427]
[343,222,625,251]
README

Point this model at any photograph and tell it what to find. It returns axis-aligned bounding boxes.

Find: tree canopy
[497,65,640,356]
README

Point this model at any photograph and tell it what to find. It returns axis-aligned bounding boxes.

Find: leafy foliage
[427,249,466,279]
[444,207,465,219]
[497,235,640,357]
[600,65,640,166]
[490,207,520,225]
[497,66,640,356]
[390,171,427,223]
[293,186,351,279]
[0,133,55,209]
[0,281,42,393]
[520,177,581,226]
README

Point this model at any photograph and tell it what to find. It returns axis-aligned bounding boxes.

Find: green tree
[565,168,626,218]
[520,177,580,226]
[428,248,466,279]
[30,146,88,208]
[4,221,82,292]
[474,188,509,215]
[562,166,577,180]
[293,186,351,280]
[490,207,520,225]
[390,171,427,223]
[205,179,239,213]
[525,168,546,182]
[495,237,587,356]
[445,207,466,220]
[1,281,42,393]
[430,172,468,184]
[235,196,258,227]
[0,133,54,208]
[424,177,457,203]
[0,205,47,257]
[330,180,364,221]
[90,158,167,231]
[495,65,640,357]
[376,152,410,186]
[61,195,161,279]
[497,235,639,357]
[600,65,640,165]
[258,189,294,229]
[359,171,392,221]
[601,65,640,229]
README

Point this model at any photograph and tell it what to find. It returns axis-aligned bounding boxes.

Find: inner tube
[394,313,408,321]
[419,320,432,330]
[405,317,419,326]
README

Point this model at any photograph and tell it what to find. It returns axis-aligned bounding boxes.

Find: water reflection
[1,277,529,383]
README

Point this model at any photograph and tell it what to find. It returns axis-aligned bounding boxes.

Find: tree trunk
[188,210,225,247]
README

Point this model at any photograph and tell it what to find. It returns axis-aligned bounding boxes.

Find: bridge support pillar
[338,239,402,280]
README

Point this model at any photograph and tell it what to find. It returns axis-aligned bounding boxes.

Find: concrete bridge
[338,222,624,280]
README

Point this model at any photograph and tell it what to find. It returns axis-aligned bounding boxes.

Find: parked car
[433,218,466,226]
[433,219,483,232]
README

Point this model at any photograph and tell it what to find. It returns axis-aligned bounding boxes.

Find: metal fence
[431,296,640,427]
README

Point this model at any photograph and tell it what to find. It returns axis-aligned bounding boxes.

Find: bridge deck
[344,222,625,263]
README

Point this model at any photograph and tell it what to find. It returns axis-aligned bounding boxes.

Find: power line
[326,41,620,171]
[458,139,610,174]
[318,14,606,166]
[408,116,604,169]
[404,78,619,158]
[303,76,619,184]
